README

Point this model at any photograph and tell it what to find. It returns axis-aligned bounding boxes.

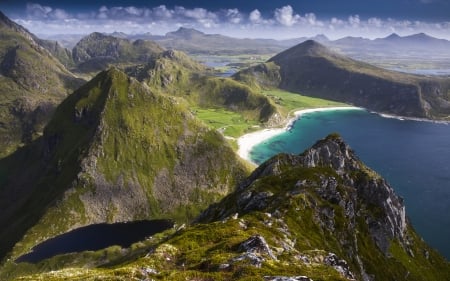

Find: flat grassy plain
[193,88,349,142]
[262,89,347,113]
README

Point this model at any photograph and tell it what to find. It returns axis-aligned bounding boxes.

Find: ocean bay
[250,109,450,259]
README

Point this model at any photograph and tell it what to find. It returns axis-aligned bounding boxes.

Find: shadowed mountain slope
[235,40,450,119]
[0,11,84,157]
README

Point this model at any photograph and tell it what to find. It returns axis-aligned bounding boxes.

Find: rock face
[0,68,247,261]
[196,134,449,281]
[245,134,407,254]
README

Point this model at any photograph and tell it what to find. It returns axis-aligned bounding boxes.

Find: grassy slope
[0,20,83,157]
[7,137,449,281]
[193,89,348,139]
[127,50,279,130]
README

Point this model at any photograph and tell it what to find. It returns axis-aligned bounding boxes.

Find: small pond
[16,219,173,263]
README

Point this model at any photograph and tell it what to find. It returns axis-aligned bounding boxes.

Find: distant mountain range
[41,27,450,59]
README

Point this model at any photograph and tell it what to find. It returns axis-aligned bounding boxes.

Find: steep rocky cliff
[5,135,448,280]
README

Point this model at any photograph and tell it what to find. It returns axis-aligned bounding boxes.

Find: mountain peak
[269,40,331,63]
[385,33,401,39]
[405,32,434,40]
[0,11,20,29]
[166,27,205,39]
[200,133,406,253]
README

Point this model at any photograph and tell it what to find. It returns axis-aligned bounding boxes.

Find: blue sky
[1,1,449,39]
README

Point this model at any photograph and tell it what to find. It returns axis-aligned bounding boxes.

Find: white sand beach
[237,106,363,164]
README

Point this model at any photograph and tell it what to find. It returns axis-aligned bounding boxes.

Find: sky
[1,0,449,40]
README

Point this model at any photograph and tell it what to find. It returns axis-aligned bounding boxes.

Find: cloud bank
[14,3,450,40]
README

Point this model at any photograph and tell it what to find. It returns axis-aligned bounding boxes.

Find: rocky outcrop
[195,134,439,280]
[240,134,406,254]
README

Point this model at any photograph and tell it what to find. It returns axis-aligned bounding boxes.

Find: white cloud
[303,13,318,26]
[26,3,70,20]
[13,3,450,40]
[249,9,262,23]
[274,5,300,26]
[226,9,242,24]
[153,5,172,19]
[368,17,382,27]
[348,15,360,27]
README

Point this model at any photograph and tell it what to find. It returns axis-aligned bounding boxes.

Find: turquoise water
[250,109,450,259]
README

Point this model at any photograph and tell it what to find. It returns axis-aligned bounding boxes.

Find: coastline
[377,112,450,124]
[237,106,363,164]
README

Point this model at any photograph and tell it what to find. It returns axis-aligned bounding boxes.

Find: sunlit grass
[261,89,349,117]
[192,107,261,138]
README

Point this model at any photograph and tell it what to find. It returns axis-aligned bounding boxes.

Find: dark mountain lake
[16,219,173,263]
[250,109,450,259]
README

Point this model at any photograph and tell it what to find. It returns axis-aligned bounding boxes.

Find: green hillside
[0,68,248,264]
[0,11,84,157]
[126,49,279,125]
[5,135,448,280]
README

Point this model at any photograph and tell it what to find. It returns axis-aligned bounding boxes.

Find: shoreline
[237,106,363,164]
[376,112,450,124]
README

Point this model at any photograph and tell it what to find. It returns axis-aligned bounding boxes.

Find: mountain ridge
[5,135,449,280]
[0,11,84,157]
[235,40,450,119]
[0,67,248,262]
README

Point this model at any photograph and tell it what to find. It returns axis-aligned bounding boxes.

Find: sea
[249,108,450,259]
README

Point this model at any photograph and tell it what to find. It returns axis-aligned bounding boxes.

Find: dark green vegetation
[125,49,278,126]
[0,11,84,157]
[236,40,450,120]
[5,135,449,280]
[0,68,248,266]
